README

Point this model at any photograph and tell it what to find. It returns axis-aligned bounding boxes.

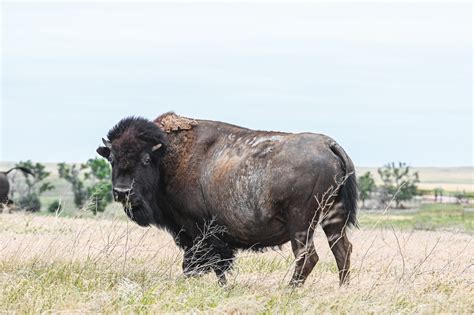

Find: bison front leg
[210,242,235,286]
[213,267,227,286]
[182,248,207,277]
[181,242,235,286]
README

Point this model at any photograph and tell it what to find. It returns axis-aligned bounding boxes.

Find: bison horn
[102,138,112,148]
[152,143,162,152]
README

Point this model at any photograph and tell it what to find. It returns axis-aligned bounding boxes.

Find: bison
[0,167,35,204]
[97,113,358,286]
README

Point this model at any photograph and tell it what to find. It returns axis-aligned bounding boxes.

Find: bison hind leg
[321,202,353,286]
[289,228,319,286]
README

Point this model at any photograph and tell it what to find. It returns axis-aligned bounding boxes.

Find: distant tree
[15,160,54,212]
[377,162,420,208]
[58,158,112,215]
[83,158,113,215]
[58,163,88,208]
[358,171,376,208]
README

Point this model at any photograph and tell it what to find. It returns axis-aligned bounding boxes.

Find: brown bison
[0,167,35,204]
[97,113,358,286]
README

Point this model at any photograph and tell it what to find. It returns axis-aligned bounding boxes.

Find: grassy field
[360,203,474,232]
[0,205,473,313]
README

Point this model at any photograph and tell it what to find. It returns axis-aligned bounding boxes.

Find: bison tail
[5,167,35,177]
[339,172,359,228]
[329,142,359,229]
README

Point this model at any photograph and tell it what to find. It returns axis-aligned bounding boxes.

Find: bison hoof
[289,277,305,287]
[217,275,227,286]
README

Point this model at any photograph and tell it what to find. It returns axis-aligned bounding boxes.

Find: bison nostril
[113,187,132,201]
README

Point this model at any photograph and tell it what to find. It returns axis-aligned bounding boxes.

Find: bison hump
[154,112,198,133]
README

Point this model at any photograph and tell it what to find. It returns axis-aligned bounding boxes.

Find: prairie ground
[0,209,472,313]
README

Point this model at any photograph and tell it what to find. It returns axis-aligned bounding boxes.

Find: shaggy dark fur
[107,117,167,146]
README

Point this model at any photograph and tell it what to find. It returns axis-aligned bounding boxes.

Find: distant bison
[97,113,358,286]
[0,167,35,204]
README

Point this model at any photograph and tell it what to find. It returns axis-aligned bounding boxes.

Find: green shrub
[358,171,376,208]
[377,162,420,208]
[18,194,41,212]
[48,200,63,213]
[14,160,54,212]
[58,158,113,215]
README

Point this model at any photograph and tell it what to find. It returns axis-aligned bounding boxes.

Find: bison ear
[151,143,162,152]
[97,146,111,158]
[97,138,112,158]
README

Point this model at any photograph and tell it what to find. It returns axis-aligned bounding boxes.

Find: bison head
[97,117,166,226]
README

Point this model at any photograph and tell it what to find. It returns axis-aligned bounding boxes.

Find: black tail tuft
[340,172,359,228]
[329,141,359,229]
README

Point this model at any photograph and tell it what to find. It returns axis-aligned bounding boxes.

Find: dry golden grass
[0,212,473,313]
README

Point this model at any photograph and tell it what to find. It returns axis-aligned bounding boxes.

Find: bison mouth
[122,199,154,227]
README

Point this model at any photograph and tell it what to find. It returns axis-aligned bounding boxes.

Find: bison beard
[123,199,155,227]
[97,113,358,286]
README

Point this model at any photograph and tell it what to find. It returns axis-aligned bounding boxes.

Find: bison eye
[142,154,151,166]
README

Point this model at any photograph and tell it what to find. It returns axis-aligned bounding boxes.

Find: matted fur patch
[154,112,198,133]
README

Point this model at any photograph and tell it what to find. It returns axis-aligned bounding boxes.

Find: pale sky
[1,2,472,166]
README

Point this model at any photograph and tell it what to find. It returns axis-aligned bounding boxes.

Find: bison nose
[113,187,132,202]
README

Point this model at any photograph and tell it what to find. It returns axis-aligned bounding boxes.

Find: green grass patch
[236,255,291,273]
[359,203,474,232]
[415,203,474,231]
